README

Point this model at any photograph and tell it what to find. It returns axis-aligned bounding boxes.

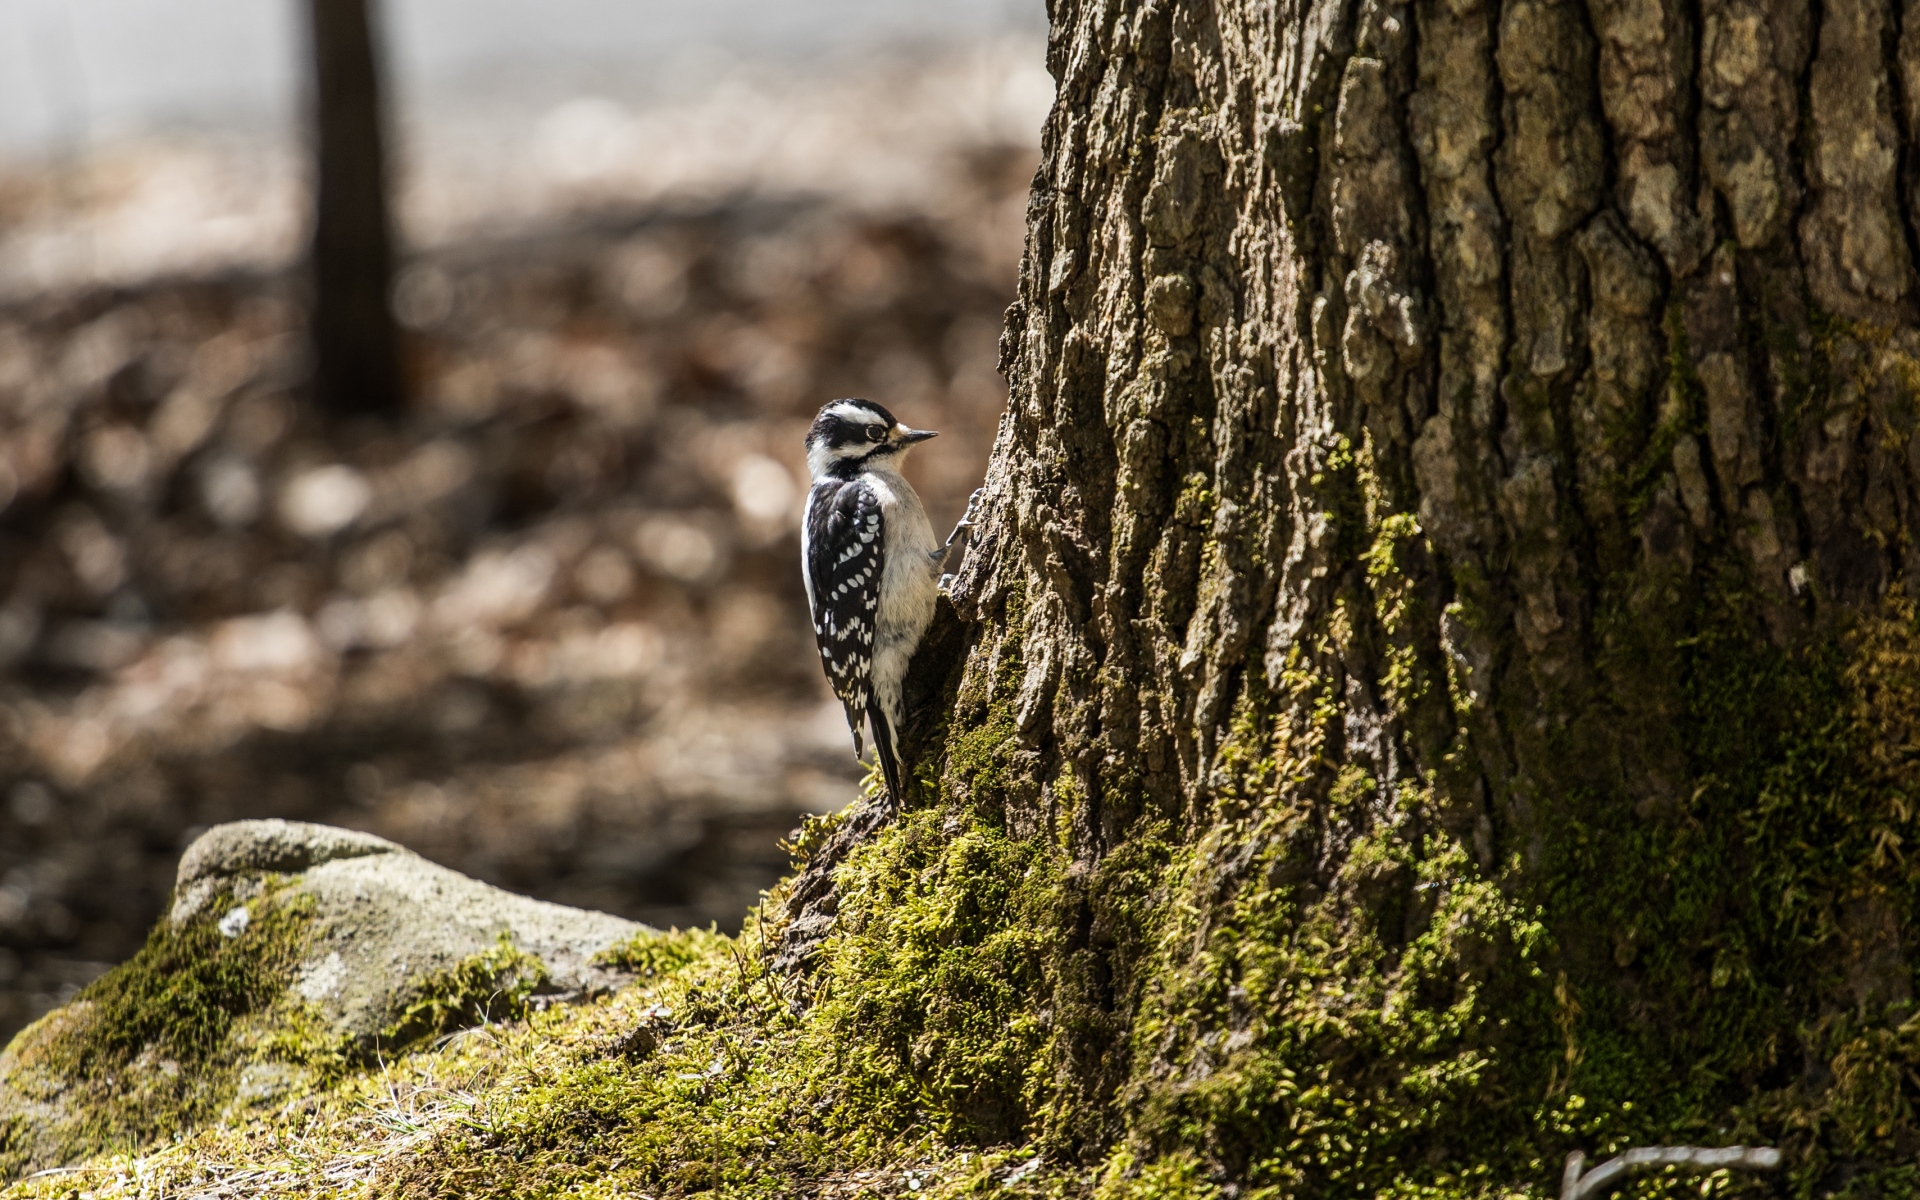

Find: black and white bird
[801,398,977,805]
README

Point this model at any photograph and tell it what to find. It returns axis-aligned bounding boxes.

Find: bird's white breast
[860,466,939,712]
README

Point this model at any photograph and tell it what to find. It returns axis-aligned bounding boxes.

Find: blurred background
[0,0,1047,1042]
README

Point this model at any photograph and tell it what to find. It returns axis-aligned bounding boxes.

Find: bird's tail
[843,699,867,760]
[866,699,906,807]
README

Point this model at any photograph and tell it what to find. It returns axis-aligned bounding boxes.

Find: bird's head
[805,398,937,480]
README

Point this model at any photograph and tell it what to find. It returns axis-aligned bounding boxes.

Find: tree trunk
[306,0,402,416]
[798,0,1920,1189]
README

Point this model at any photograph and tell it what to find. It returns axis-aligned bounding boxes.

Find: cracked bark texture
[785,0,1920,1184]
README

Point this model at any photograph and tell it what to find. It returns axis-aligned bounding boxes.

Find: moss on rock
[0,820,648,1186]
[0,879,315,1178]
[374,937,552,1055]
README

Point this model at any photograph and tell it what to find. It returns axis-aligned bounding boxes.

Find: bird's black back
[804,476,885,752]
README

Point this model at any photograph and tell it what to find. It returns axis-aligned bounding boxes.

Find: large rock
[0,820,650,1180]
[169,819,642,1038]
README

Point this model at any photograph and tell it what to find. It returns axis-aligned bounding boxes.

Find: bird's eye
[867,425,886,442]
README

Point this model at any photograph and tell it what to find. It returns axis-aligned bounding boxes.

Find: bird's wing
[804,477,885,754]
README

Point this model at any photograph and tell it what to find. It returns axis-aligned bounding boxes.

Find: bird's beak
[894,426,938,444]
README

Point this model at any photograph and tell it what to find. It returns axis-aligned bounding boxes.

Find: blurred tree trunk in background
[842,0,1920,1185]
[305,0,402,415]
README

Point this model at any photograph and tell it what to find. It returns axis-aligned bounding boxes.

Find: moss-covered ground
[9,597,1919,1200]
[14,578,1920,1200]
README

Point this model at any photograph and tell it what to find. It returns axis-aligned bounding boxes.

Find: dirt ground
[0,137,1030,1043]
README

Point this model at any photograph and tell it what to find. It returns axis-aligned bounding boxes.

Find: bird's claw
[958,487,986,529]
[933,487,988,569]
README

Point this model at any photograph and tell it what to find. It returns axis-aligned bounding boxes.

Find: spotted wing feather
[804,478,884,756]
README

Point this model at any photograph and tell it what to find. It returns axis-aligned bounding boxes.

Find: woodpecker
[801,398,978,805]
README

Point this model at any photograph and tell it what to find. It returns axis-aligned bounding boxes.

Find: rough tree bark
[789,0,1920,1189]
[305,0,403,415]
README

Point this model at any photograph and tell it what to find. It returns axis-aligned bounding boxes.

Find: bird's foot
[932,487,987,564]
[957,487,986,530]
